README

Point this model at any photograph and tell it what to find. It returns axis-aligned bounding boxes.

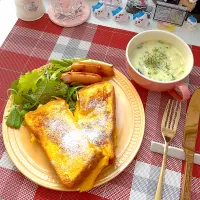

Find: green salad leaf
[66,85,84,111]
[6,58,87,129]
[49,58,88,67]
[27,80,68,109]
[18,70,42,94]
[6,105,21,128]
[61,58,88,65]
[66,85,84,102]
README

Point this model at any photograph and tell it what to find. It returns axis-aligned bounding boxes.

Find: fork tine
[170,100,178,129]
[166,100,174,128]
[173,102,181,131]
[161,100,170,128]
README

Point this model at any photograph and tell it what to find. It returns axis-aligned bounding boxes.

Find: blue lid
[92,2,103,12]
[133,11,145,20]
[188,15,197,23]
[112,7,122,16]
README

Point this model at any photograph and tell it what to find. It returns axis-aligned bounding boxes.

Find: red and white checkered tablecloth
[1,14,200,200]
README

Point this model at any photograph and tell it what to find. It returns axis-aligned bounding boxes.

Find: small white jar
[14,0,45,21]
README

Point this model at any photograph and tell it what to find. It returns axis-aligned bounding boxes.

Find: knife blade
[181,88,200,200]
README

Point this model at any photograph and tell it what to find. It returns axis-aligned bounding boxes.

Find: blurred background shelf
[0,0,200,46]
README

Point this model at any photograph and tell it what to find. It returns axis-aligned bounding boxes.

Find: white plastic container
[14,0,45,21]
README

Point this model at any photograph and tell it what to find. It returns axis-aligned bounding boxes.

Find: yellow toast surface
[24,81,115,190]
[75,81,116,191]
[75,81,115,161]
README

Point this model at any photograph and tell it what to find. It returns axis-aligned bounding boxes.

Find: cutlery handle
[181,153,194,200]
[154,142,169,200]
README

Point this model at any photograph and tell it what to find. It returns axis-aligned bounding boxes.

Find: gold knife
[181,88,200,200]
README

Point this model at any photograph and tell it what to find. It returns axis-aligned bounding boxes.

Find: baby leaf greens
[6,105,22,128]
[6,58,88,129]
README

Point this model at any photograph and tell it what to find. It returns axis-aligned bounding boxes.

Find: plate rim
[2,68,145,191]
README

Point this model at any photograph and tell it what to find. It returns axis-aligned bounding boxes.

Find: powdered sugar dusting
[61,130,89,156]
[46,99,112,157]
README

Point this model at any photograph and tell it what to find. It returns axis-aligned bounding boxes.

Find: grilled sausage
[71,61,114,77]
[61,72,102,85]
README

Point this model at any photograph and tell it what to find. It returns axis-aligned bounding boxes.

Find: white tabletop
[0,0,200,46]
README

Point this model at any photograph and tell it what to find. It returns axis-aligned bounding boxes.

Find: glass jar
[14,0,45,21]
[48,0,91,27]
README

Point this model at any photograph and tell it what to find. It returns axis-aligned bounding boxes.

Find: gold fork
[154,99,181,200]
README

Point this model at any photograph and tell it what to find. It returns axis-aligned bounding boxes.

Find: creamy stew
[130,40,186,81]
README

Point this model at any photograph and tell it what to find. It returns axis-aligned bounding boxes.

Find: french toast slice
[75,81,116,191]
[24,99,104,188]
[24,81,116,190]
[75,81,116,161]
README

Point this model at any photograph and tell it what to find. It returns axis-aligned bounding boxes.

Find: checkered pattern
[49,36,91,59]
[130,161,181,200]
[1,14,200,200]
